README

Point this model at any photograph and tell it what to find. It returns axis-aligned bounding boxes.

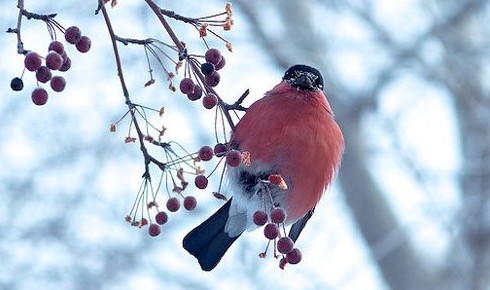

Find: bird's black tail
[183,199,241,271]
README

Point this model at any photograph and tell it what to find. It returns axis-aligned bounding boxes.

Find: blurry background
[1,0,489,289]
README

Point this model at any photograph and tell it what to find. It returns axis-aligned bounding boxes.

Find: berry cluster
[179,48,226,110]
[253,206,303,269]
[10,25,91,106]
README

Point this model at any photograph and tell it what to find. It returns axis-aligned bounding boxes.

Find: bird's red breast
[231,81,344,221]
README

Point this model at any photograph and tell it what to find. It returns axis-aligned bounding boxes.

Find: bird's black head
[283,64,324,91]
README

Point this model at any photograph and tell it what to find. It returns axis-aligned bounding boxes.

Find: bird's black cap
[283,64,324,91]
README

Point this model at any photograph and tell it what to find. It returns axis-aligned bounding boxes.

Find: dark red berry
[24,51,42,72]
[184,196,197,211]
[36,66,52,83]
[279,257,288,270]
[76,36,91,53]
[214,143,228,157]
[253,210,268,226]
[198,146,213,161]
[65,26,82,44]
[50,76,66,92]
[187,84,202,101]
[215,56,226,70]
[48,41,64,55]
[46,51,63,70]
[286,248,302,264]
[203,93,218,109]
[264,223,280,240]
[270,207,287,224]
[155,211,168,225]
[194,175,208,189]
[226,150,242,167]
[166,197,180,212]
[204,71,220,87]
[148,223,161,237]
[277,237,294,254]
[179,78,195,94]
[10,77,23,91]
[59,57,71,72]
[200,62,215,75]
[205,48,222,65]
[31,88,48,106]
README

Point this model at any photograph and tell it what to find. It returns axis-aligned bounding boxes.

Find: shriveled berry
[59,57,71,72]
[184,196,197,211]
[76,35,91,53]
[148,223,161,237]
[31,88,48,106]
[264,223,280,240]
[140,218,148,227]
[179,78,195,94]
[253,210,268,226]
[202,93,218,109]
[24,51,42,72]
[200,62,215,76]
[277,237,294,254]
[226,149,242,167]
[198,145,214,161]
[205,48,222,65]
[271,207,287,224]
[166,197,180,212]
[36,66,52,83]
[204,71,220,87]
[279,257,288,270]
[214,143,228,157]
[286,248,302,264]
[155,211,168,225]
[50,76,66,92]
[215,56,226,70]
[187,84,202,101]
[48,41,64,55]
[65,26,82,44]
[194,175,208,189]
[10,77,23,91]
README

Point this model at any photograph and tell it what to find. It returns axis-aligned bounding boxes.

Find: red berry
[59,57,72,72]
[48,41,64,55]
[46,51,63,70]
[226,150,242,167]
[215,56,226,70]
[10,77,23,91]
[184,196,197,211]
[36,66,52,83]
[200,62,215,75]
[270,207,287,224]
[166,197,180,212]
[31,88,48,106]
[198,146,213,161]
[24,51,42,72]
[214,143,228,157]
[187,84,202,101]
[50,76,66,92]
[264,223,280,240]
[179,78,195,94]
[148,223,161,237]
[76,36,91,53]
[286,248,302,264]
[205,48,222,65]
[203,93,218,109]
[155,211,168,225]
[253,210,268,226]
[204,71,220,87]
[65,26,82,44]
[277,237,294,254]
[279,257,288,270]
[194,175,208,189]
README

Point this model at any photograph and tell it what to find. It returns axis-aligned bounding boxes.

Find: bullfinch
[183,64,344,271]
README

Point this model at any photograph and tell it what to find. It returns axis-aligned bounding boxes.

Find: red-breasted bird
[183,64,344,271]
